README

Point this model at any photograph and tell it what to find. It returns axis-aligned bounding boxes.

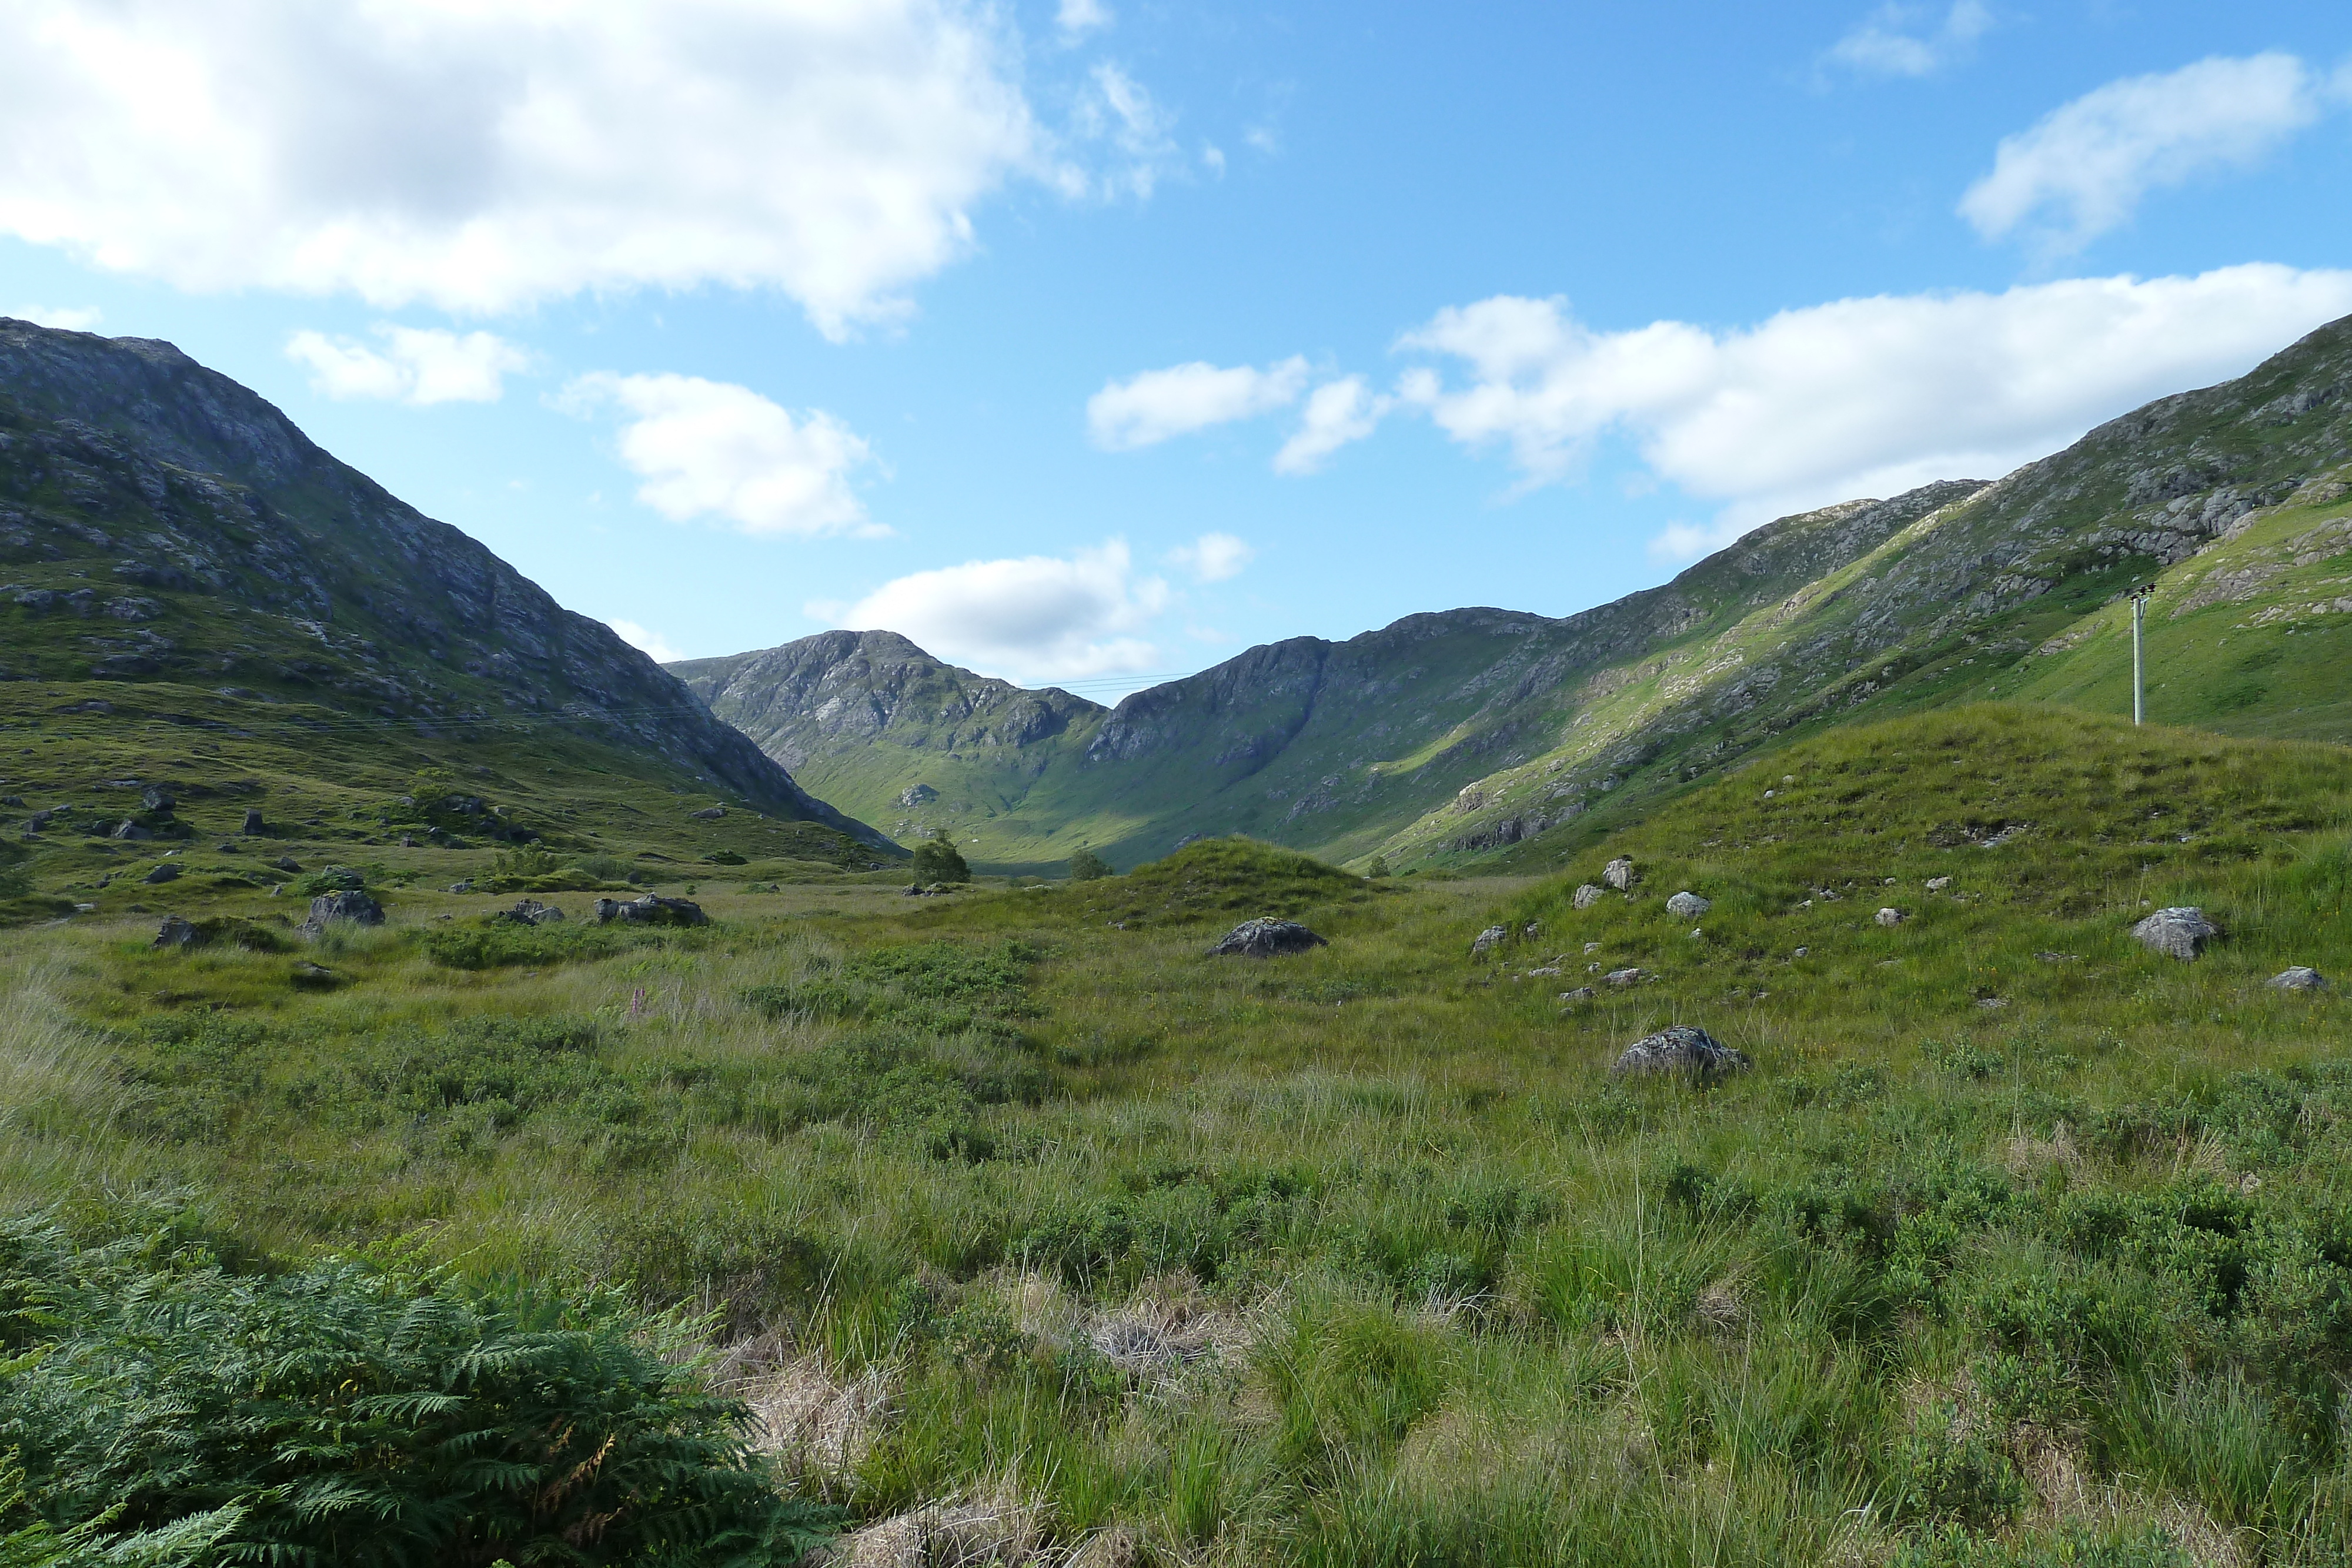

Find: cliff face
[0,317,890,848]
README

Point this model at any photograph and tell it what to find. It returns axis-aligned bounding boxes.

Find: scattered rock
[502,899,566,925]
[1584,941,1602,954]
[399,833,417,848]
[152,915,199,950]
[690,805,727,820]
[592,893,709,927]
[290,961,339,988]
[1665,891,1710,918]
[1604,967,1643,987]
[271,856,302,872]
[241,807,265,835]
[1522,965,1562,978]
[2036,952,2080,963]
[111,820,151,841]
[1876,907,1906,927]
[302,890,384,933]
[1792,947,1808,958]
[139,787,175,814]
[1470,924,1508,958]
[897,783,940,807]
[2133,906,2220,960]
[1573,884,1605,910]
[1611,1024,1751,1080]
[1523,921,1542,939]
[447,880,473,894]
[1603,856,1637,891]
[141,863,180,885]
[1926,876,1952,891]
[2269,967,2327,992]
[1208,917,1328,958]
[1558,987,1595,1004]
[1977,997,2010,1010]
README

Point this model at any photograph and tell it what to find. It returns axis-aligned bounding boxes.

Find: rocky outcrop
[593,893,707,927]
[1611,1025,1750,1080]
[302,890,383,932]
[1205,918,1328,958]
[1665,891,1709,918]
[2133,907,2220,959]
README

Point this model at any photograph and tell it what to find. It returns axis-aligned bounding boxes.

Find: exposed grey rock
[502,899,566,925]
[2133,906,2220,959]
[111,820,151,840]
[2269,966,2327,991]
[302,890,384,932]
[1207,917,1328,958]
[141,862,180,884]
[1558,987,1595,1004]
[1603,856,1636,891]
[592,893,708,927]
[447,880,473,894]
[1876,907,1906,927]
[1573,884,1605,910]
[1605,967,1643,987]
[1926,877,1952,891]
[1665,891,1710,918]
[1611,1025,1751,1080]
[270,856,302,872]
[1470,924,1508,957]
[139,786,174,814]
[690,805,727,820]
[152,915,198,950]
[290,961,339,987]
[898,783,940,807]
[240,807,265,835]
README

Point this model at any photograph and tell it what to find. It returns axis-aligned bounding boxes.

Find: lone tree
[910,837,970,883]
[1068,847,1112,882]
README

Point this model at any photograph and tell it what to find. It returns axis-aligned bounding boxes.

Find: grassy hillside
[8,704,2352,1563]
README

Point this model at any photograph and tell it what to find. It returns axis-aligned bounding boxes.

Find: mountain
[684,311,2352,874]
[0,317,894,903]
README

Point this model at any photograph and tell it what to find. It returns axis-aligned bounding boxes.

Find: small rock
[503,900,566,925]
[1558,987,1595,1004]
[592,893,708,927]
[399,833,417,848]
[690,805,727,820]
[272,856,302,873]
[447,880,473,894]
[141,863,181,885]
[2269,967,2327,992]
[111,820,151,841]
[1573,884,1605,910]
[1977,997,2010,1010]
[152,915,199,950]
[1792,947,1808,958]
[242,807,265,835]
[1665,891,1710,918]
[1524,965,1562,978]
[1603,856,1637,891]
[302,890,385,934]
[1926,876,1951,891]
[2133,906,2219,961]
[1875,907,1906,927]
[1584,941,1602,954]
[290,961,339,988]
[2036,952,2080,963]
[140,787,175,814]
[1611,1024,1751,1080]
[1523,921,1542,939]
[1605,967,1643,987]
[1470,924,1508,958]
[1208,917,1328,958]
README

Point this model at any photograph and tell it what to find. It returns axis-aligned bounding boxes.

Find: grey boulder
[1573,884,1605,910]
[2269,967,2327,992]
[503,899,566,925]
[303,890,385,933]
[241,807,266,835]
[153,915,199,950]
[141,862,181,885]
[1665,891,1710,918]
[690,806,727,820]
[1604,967,1644,987]
[1876,907,1907,927]
[593,893,709,927]
[1470,924,1509,958]
[1611,1025,1752,1081]
[2133,906,2220,960]
[1603,856,1637,891]
[1208,917,1328,958]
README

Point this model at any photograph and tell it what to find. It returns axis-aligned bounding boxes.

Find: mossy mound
[1074,837,1367,926]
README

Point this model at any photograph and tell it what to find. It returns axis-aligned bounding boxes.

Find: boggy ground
[4,704,2351,1566]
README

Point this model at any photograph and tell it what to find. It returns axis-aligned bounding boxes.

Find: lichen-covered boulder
[2269,967,2327,992]
[302,890,384,934]
[152,915,199,950]
[1469,924,1508,958]
[1603,857,1637,891]
[1207,917,1327,958]
[2133,906,2219,959]
[1876,907,1906,927]
[1665,891,1710,918]
[1573,884,1604,910]
[593,893,709,927]
[1611,1025,1752,1081]
[502,899,566,925]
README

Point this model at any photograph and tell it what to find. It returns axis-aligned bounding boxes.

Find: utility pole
[2129,584,2156,725]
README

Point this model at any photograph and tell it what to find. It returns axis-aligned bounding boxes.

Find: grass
[4,704,2352,1563]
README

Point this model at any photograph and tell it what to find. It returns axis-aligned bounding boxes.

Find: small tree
[1068,847,1112,882]
[910,838,970,883]
[1366,855,1392,879]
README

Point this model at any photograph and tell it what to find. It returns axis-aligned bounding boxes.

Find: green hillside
[7,702,2352,1563]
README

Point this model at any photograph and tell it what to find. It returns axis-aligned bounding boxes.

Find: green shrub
[1068,847,1112,882]
[289,864,368,897]
[704,850,747,865]
[910,838,970,884]
[0,1214,837,1564]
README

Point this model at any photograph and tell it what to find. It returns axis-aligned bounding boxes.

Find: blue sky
[5,1,2351,698]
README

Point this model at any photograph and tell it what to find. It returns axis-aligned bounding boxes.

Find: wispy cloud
[1088,356,1309,450]
[1824,1,1993,79]
[1165,531,1254,583]
[286,325,530,404]
[1275,376,1392,474]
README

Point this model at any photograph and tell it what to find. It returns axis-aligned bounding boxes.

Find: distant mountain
[684,312,2352,873]
[0,317,893,857]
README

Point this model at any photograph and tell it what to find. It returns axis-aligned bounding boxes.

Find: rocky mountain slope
[689,312,2352,874]
[0,317,893,875]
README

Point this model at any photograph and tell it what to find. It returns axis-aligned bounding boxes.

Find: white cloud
[1074,62,1181,199]
[1398,264,2352,556]
[1274,376,1391,474]
[1962,54,2327,252]
[286,325,529,404]
[1825,1,1992,79]
[0,0,1043,339]
[1165,531,1254,583]
[1056,0,1111,38]
[609,619,686,664]
[8,303,102,331]
[828,539,1167,681]
[1088,356,1308,450]
[562,372,882,539]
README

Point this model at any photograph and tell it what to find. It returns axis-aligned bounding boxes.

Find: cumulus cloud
[608,619,686,664]
[1165,531,1254,583]
[1057,0,1111,38]
[828,539,1167,681]
[1962,54,2329,252]
[1088,356,1308,450]
[1274,376,1391,474]
[0,0,1042,337]
[286,325,529,404]
[1397,264,2352,556]
[562,372,882,539]
[8,303,102,331]
[1825,1,1992,79]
